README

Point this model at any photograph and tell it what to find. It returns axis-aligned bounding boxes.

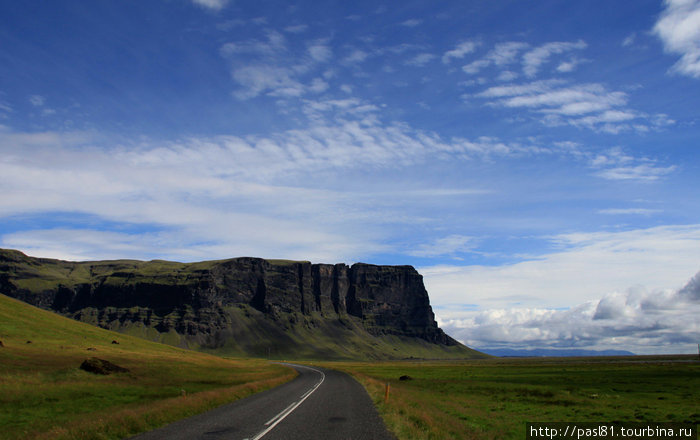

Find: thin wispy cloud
[442,41,479,64]
[400,19,422,27]
[598,208,662,216]
[522,40,587,77]
[477,80,672,133]
[405,53,436,67]
[409,235,476,259]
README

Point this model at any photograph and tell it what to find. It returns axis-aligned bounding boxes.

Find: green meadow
[0,294,296,440]
[324,357,700,439]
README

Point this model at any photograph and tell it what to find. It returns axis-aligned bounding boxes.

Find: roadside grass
[0,294,296,440]
[324,356,700,439]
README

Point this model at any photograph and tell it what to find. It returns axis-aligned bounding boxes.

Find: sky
[1,0,699,354]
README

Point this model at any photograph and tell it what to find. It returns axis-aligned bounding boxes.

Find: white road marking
[245,364,325,440]
[264,401,297,426]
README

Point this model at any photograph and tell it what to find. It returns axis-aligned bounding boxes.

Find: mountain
[479,348,636,357]
[0,248,485,360]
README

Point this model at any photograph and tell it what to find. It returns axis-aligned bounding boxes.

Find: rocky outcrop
[0,249,462,357]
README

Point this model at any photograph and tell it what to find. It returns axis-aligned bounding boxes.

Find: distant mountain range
[479,348,636,357]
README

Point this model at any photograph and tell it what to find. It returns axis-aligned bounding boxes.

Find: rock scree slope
[0,248,484,359]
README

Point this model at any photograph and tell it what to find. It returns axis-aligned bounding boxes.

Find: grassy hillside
[0,293,296,440]
[325,357,700,439]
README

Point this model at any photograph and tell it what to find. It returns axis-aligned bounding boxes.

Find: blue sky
[1,0,700,354]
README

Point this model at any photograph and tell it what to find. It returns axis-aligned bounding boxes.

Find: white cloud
[496,71,518,81]
[307,42,332,62]
[438,274,700,354]
[622,32,637,47]
[3,102,667,264]
[230,64,305,99]
[221,31,337,100]
[462,59,490,74]
[489,42,529,65]
[588,147,676,181]
[423,225,700,353]
[191,0,228,11]
[460,42,528,73]
[442,41,479,64]
[29,95,45,107]
[343,49,369,65]
[1,110,565,262]
[220,30,286,57]
[0,102,12,114]
[405,53,436,67]
[653,0,700,78]
[522,40,587,77]
[477,80,670,133]
[595,163,676,181]
[598,208,662,216]
[556,57,587,73]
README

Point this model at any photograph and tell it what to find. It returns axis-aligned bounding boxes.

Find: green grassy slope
[0,293,296,440]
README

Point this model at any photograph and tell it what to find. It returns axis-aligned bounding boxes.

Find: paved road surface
[130,363,395,440]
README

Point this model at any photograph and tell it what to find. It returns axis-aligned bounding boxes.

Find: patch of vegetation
[323,356,700,439]
[0,294,296,440]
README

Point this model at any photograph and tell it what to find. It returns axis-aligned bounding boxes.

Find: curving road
[130,363,395,440]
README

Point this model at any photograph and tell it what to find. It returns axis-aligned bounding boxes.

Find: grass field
[0,294,296,440]
[323,356,700,439]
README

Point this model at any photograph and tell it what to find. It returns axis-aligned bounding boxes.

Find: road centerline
[245,364,326,440]
[264,401,298,426]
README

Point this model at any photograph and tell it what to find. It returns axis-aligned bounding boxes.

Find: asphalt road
[129,363,396,440]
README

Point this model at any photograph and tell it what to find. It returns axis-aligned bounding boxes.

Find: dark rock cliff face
[0,249,460,354]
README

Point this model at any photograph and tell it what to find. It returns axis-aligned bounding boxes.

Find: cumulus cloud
[653,0,700,78]
[423,226,700,354]
[438,273,700,354]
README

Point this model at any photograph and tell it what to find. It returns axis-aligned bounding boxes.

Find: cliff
[0,249,483,360]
